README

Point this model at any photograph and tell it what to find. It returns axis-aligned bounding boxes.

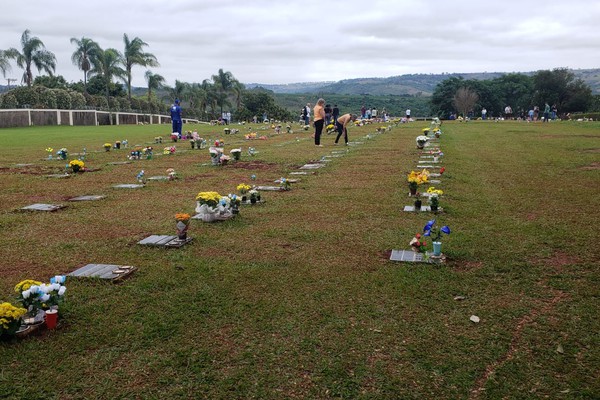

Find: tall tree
[122,34,159,100]
[7,29,56,86]
[211,68,236,114]
[144,70,165,101]
[532,68,592,113]
[0,50,13,78]
[452,87,479,118]
[70,37,100,94]
[89,47,126,124]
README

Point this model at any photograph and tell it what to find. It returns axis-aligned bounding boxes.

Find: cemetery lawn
[0,121,598,399]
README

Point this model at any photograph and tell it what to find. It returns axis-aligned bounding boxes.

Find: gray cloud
[1,0,599,87]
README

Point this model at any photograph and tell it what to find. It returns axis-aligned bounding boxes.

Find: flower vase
[435,132,440,138]
[210,156,220,166]
[232,152,241,161]
[45,309,58,330]
[72,166,80,173]
[250,197,257,204]
[232,204,239,214]
[409,186,417,196]
[414,198,422,211]
[220,159,228,166]
[241,195,247,203]
[116,142,121,149]
[176,221,189,240]
[430,205,438,213]
[433,241,442,256]
[190,141,195,149]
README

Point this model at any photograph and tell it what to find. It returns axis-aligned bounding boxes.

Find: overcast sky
[2,0,600,88]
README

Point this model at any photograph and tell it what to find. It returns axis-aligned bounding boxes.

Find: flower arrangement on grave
[171,132,178,142]
[286,125,292,133]
[195,191,223,220]
[303,125,309,131]
[427,187,443,197]
[224,127,231,135]
[175,213,191,240]
[230,148,242,161]
[215,139,224,147]
[163,146,176,155]
[248,189,260,204]
[439,167,446,175]
[46,147,53,160]
[195,191,222,208]
[237,183,251,201]
[167,168,177,181]
[56,148,68,160]
[433,128,441,138]
[326,123,335,134]
[115,140,121,149]
[219,154,231,165]
[423,219,451,256]
[122,139,128,148]
[14,279,45,323]
[154,136,163,144]
[245,132,257,140]
[0,302,27,336]
[137,170,146,184]
[416,135,429,149]
[103,143,112,152]
[279,177,291,191]
[422,127,430,136]
[407,169,429,195]
[409,233,427,253]
[129,149,142,160]
[429,192,441,212]
[69,159,85,173]
[43,276,67,310]
[228,194,241,214]
[143,146,153,159]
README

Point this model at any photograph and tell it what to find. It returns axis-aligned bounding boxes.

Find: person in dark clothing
[332,104,340,123]
[324,104,332,125]
[170,99,182,137]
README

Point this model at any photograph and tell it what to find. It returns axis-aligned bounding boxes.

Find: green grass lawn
[0,120,598,399]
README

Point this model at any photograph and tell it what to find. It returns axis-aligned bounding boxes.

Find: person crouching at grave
[334,113,357,145]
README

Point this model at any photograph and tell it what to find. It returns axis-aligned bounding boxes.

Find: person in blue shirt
[170,99,182,138]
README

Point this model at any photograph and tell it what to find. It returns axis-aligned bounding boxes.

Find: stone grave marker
[14,163,35,167]
[113,184,145,189]
[273,178,299,183]
[147,176,169,181]
[45,173,71,179]
[403,205,443,212]
[68,263,136,281]
[108,161,132,165]
[290,171,309,175]
[300,163,325,170]
[138,234,193,248]
[21,203,65,212]
[390,250,429,262]
[429,179,442,184]
[255,185,285,191]
[69,195,106,201]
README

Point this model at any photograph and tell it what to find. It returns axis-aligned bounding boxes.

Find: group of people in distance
[170,97,359,147]
[307,99,357,147]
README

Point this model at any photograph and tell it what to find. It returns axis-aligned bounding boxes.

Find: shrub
[92,95,108,109]
[108,96,120,110]
[118,97,131,111]
[69,91,86,109]
[37,87,57,109]
[1,93,17,109]
[53,89,72,109]
[10,86,39,107]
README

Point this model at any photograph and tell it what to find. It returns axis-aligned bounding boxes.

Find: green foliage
[236,88,293,121]
[35,86,57,109]
[118,97,131,111]
[0,92,17,108]
[9,86,39,107]
[69,91,86,109]
[33,74,68,89]
[91,94,108,109]
[86,75,125,97]
[108,96,119,110]
[53,88,72,109]
[532,68,592,113]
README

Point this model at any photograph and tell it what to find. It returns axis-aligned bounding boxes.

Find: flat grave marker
[255,185,285,191]
[147,176,169,181]
[21,203,65,212]
[138,235,193,248]
[45,174,71,179]
[389,250,446,264]
[299,163,325,170]
[14,163,35,167]
[403,205,443,212]
[68,263,136,281]
[289,171,309,175]
[113,184,145,189]
[108,161,132,165]
[68,195,106,201]
[273,178,299,183]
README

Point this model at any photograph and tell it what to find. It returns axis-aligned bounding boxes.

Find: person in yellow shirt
[334,113,357,145]
[313,98,326,146]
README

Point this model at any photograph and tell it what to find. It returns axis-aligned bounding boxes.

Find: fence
[0,109,200,129]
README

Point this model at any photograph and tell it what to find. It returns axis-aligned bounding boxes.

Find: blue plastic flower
[441,226,451,235]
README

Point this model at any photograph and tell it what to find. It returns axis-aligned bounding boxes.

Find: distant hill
[247,69,600,96]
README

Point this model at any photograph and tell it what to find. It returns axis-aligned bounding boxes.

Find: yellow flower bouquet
[407,169,430,194]
[0,302,27,336]
[195,191,222,208]
[69,159,85,173]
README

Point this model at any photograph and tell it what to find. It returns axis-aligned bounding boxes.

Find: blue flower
[441,226,451,235]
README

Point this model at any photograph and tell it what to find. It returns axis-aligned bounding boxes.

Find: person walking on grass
[334,113,357,145]
[543,102,550,122]
[313,98,326,147]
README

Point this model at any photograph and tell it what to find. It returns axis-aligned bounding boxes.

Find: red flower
[416,233,421,239]
[440,167,446,174]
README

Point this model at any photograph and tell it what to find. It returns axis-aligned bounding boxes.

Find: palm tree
[231,80,245,110]
[211,69,235,114]
[166,79,188,103]
[122,34,159,100]
[89,48,126,124]
[7,30,56,86]
[144,70,165,101]
[0,50,13,77]
[70,37,100,94]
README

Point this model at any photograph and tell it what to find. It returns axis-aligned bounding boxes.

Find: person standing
[481,107,487,120]
[332,104,340,123]
[324,104,332,125]
[361,105,366,119]
[170,99,182,138]
[313,99,326,147]
[334,113,356,145]
[304,103,311,125]
[543,102,550,122]
[406,108,411,121]
[551,104,557,120]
